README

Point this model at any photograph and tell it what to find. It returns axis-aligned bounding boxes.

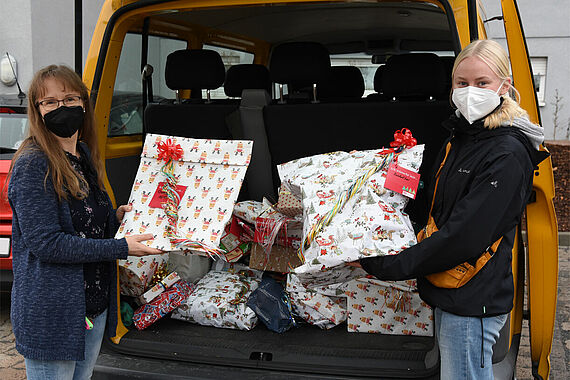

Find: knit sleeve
[8,153,129,264]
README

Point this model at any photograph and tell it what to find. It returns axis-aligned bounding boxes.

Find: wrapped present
[168,252,211,284]
[212,260,263,279]
[171,270,260,330]
[289,290,347,330]
[345,278,433,336]
[249,243,303,273]
[139,271,181,304]
[278,134,424,288]
[286,273,348,297]
[274,183,303,217]
[219,216,253,263]
[233,200,266,224]
[119,254,167,297]
[133,280,195,330]
[246,277,296,333]
[115,134,253,259]
[254,215,302,250]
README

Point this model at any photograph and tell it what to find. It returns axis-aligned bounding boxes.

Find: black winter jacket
[360,114,548,317]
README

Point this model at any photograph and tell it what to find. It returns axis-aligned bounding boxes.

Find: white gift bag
[115,134,253,256]
[279,144,424,288]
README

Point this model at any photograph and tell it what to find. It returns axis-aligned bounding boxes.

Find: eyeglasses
[36,96,83,111]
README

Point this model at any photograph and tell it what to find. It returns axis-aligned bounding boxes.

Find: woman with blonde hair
[8,65,162,380]
[354,40,548,378]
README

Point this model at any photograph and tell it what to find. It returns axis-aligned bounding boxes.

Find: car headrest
[165,49,225,91]
[269,42,331,87]
[440,55,455,90]
[373,65,385,93]
[224,64,271,97]
[382,53,446,99]
[318,66,365,100]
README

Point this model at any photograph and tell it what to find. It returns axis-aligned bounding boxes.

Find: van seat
[144,49,234,139]
[366,65,387,101]
[261,49,451,224]
[224,64,271,98]
[165,49,225,102]
[318,66,365,102]
[269,42,331,103]
[440,55,455,94]
[383,53,447,101]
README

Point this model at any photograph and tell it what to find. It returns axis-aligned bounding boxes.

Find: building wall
[0,0,33,95]
[0,0,104,96]
[481,0,570,140]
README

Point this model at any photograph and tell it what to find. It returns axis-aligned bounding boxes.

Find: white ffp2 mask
[452,82,505,124]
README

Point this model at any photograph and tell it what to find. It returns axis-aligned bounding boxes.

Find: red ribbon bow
[390,128,417,148]
[157,139,183,162]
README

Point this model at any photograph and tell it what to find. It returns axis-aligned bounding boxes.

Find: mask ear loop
[495,79,508,96]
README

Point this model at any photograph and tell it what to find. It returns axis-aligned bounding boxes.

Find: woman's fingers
[125,234,164,256]
[116,204,133,222]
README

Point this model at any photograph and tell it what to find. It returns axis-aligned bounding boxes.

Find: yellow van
[84,1,558,378]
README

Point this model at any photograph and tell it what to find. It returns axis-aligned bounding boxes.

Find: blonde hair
[9,65,105,201]
[452,40,527,128]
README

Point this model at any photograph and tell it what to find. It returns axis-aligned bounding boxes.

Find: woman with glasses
[7,65,163,380]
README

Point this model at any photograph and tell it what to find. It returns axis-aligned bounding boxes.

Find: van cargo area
[87,1,555,379]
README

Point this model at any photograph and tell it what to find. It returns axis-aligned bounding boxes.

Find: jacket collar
[442,112,549,168]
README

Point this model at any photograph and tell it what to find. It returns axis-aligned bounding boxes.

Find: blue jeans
[434,307,508,380]
[25,309,107,380]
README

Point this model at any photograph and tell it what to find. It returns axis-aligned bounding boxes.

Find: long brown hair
[9,65,105,200]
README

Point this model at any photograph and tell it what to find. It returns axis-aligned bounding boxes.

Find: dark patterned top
[67,149,112,318]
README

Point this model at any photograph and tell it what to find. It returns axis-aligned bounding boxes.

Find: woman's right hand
[125,234,164,256]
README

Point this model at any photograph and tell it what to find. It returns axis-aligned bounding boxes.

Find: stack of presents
[116,131,433,336]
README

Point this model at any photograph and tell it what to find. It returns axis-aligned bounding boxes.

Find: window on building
[202,44,254,99]
[531,57,547,107]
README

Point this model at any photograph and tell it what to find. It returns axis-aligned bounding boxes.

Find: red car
[0,94,27,291]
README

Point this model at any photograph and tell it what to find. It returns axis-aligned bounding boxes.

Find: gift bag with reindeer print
[116,134,252,295]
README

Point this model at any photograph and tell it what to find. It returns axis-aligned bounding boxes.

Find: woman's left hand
[346,261,362,268]
[116,204,133,222]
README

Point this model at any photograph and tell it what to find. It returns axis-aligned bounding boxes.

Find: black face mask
[43,106,84,138]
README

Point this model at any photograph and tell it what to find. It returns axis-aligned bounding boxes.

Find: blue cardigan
[8,145,129,361]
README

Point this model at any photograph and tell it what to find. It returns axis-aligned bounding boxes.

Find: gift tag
[384,163,420,199]
[148,182,188,209]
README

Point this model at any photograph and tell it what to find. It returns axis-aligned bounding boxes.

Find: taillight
[0,161,11,220]
[0,107,15,114]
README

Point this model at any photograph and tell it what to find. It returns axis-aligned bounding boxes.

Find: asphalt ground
[1,246,568,380]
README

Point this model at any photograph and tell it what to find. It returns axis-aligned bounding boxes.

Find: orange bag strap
[427,142,452,219]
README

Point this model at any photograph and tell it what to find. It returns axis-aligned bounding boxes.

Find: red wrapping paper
[133,280,196,330]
